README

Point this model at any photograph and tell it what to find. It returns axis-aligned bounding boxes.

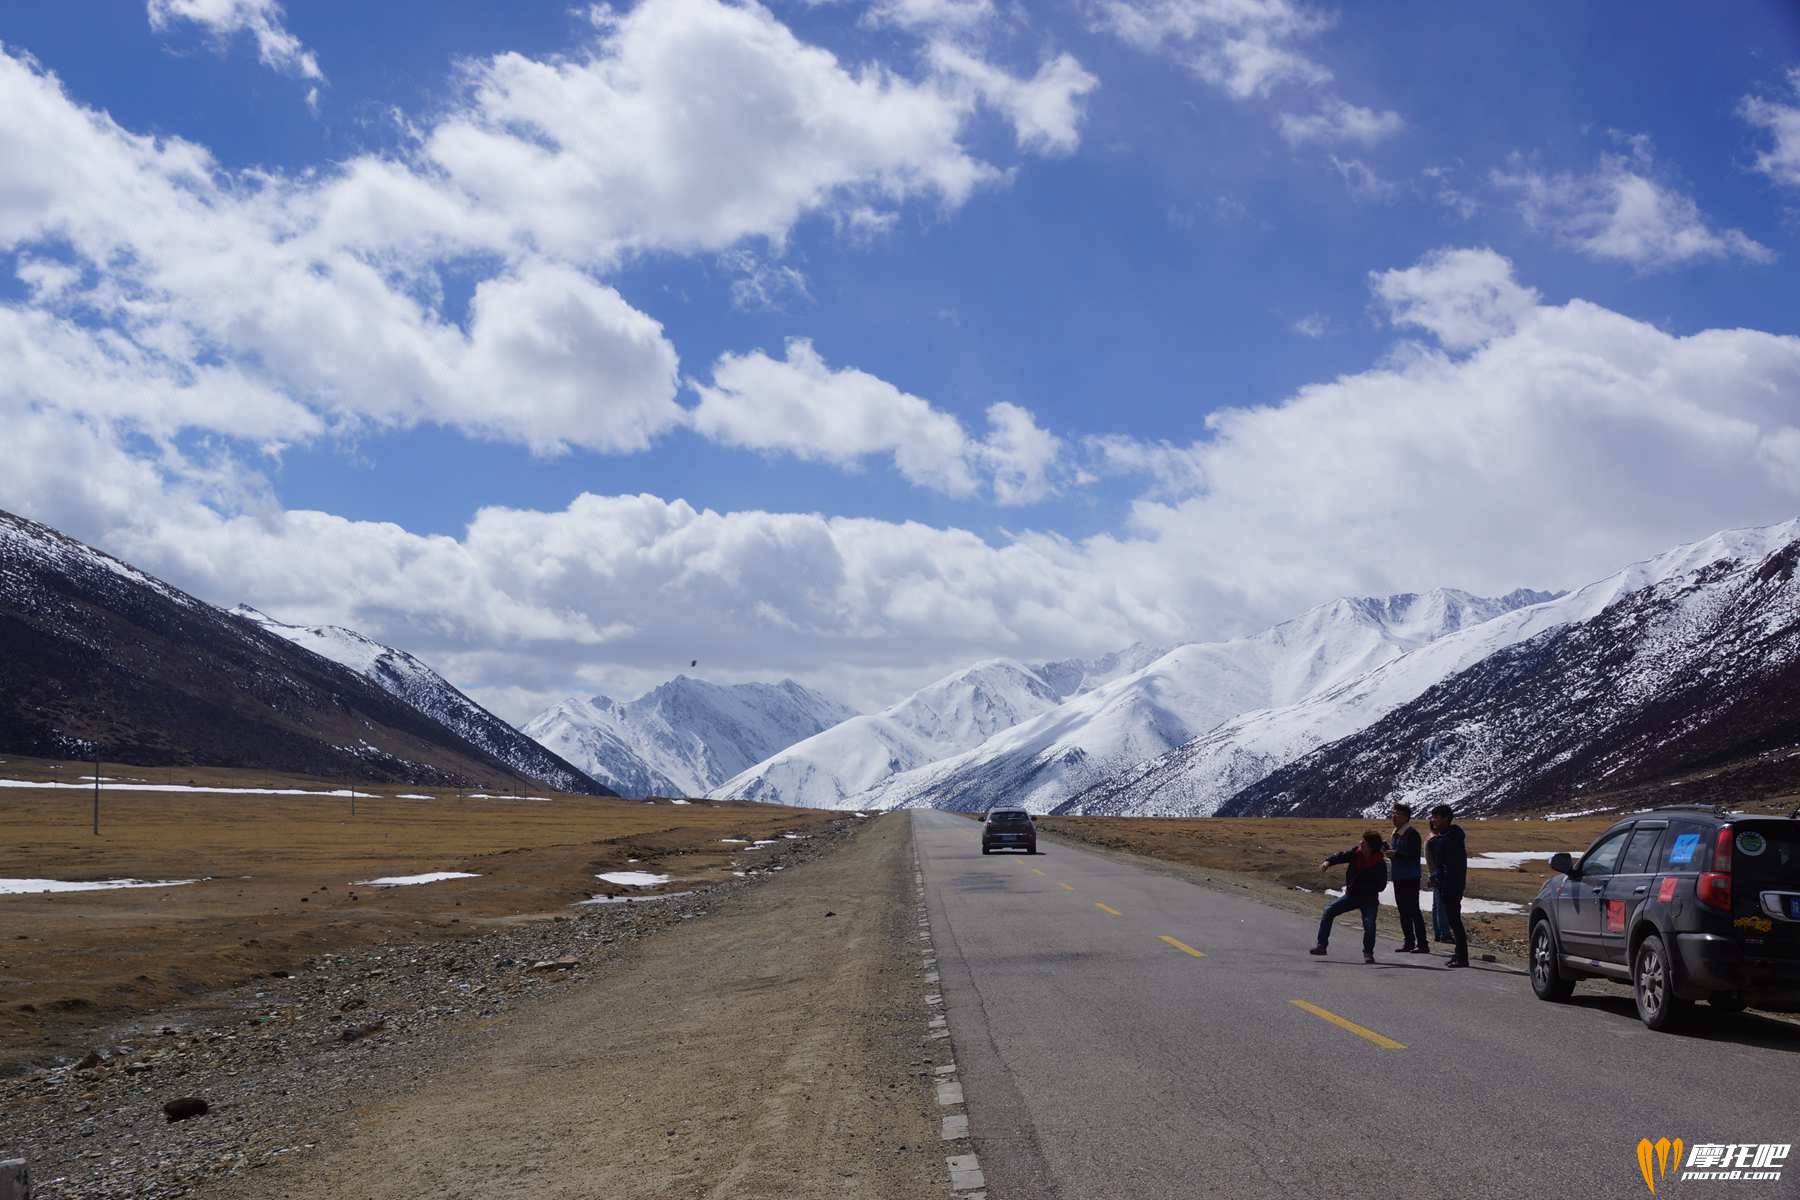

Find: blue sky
[2,0,1799,717]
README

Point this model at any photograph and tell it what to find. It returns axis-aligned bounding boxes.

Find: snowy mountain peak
[238,605,598,795]
[523,676,855,798]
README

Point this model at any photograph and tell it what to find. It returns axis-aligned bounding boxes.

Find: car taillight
[1696,827,1734,912]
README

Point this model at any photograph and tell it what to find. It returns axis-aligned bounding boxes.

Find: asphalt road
[911,810,1800,1200]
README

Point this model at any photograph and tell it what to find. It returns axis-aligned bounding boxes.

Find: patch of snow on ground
[0,877,202,895]
[356,872,480,887]
[596,871,672,886]
[1326,885,1523,915]
[0,780,371,797]
[580,890,695,905]
[1469,852,1572,869]
[1543,806,1615,821]
[720,838,749,843]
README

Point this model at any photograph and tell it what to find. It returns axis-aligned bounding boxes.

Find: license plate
[1789,896,1800,920]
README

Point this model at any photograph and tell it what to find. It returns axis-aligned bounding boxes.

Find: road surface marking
[1158,934,1206,959]
[1095,902,1122,917]
[1057,882,1075,892]
[1288,999,1406,1050]
[1030,867,1045,876]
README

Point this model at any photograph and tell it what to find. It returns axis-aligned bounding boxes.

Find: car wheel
[1529,919,1575,1002]
[1633,934,1691,1032]
[1027,844,1038,855]
[981,847,991,855]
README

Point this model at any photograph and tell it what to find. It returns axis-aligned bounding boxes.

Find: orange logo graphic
[1638,1137,1684,1193]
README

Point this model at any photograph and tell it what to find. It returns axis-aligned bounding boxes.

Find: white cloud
[1092,0,1332,98]
[1277,97,1403,146]
[927,43,1099,156]
[0,0,1094,462]
[687,338,1062,504]
[868,0,996,30]
[147,0,323,81]
[1328,154,1397,202]
[1740,68,1800,189]
[1369,247,1538,352]
[1493,140,1774,270]
[1291,313,1330,338]
[10,250,1800,717]
[1421,164,1480,219]
[719,250,813,312]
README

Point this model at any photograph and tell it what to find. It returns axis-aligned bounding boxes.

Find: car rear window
[1732,822,1800,886]
[989,811,1031,824]
[1658,820,1711,872]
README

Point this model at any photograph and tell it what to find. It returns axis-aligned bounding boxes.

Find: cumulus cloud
[688,339,1062,504]
[1739,68,1800,189]
[1093,0,1333,98]
[147,0,323,80]
[867,0,997,30]
[15,247,1796,720]
[1277,97,1403,146]
[927,43,1099,156]
[1328,154,1398,202]
[0,0,1096,462]
[1291,313,1330,338]
[1493,140,1774,270]
[1369,247,1538,351]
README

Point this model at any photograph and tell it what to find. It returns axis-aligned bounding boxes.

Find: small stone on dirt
[163,1096,209,1122]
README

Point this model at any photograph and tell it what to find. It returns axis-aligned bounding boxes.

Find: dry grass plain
[0,755,843,1070]
[1035,814,1623,955]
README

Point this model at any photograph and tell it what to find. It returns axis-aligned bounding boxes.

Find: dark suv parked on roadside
[1528,807,1800,1030]
[981,808,1038,855]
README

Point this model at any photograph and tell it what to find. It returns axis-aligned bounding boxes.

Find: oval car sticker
[1736,831,1768,857]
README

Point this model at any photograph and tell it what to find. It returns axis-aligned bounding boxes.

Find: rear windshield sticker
[1669,833,1700,864]
[1735,831,1767,857]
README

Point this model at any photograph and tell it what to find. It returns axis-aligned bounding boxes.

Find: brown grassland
[0,755,842,1070]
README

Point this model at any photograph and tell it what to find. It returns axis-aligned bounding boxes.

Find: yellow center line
[1030,867,1046,877]
[1158,934,1206,959]
[1095,902,1123,917]
[1288,999,1406,1050]
[1057,882,1075,892]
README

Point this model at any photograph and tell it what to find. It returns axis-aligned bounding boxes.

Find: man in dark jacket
[1309,831,1389,963]
[1429,803,1470,967]
[1387,803,1429,953]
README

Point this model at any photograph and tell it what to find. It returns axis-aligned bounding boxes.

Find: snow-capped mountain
[1224,536,1800,817]
[708,659,1066,808]
[855,588,1554,813]
[1032,643,1171,698]
[0,509,608,793]
[524,677,855,797]
[1063,519,1800,817]
[238,606,598,796]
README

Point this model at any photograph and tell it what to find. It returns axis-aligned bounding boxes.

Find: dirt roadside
[192,811,943,1200]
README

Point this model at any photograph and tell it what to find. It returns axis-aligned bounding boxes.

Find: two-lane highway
[911,810,1800,1199]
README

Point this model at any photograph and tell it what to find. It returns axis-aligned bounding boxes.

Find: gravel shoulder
[2,814,943,1200]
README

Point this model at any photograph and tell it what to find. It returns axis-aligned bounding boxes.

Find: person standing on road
[1426,832,1451,946]
[1386,803,1429,953]
[1428,804,1470,968]
[1310,830,1389,964]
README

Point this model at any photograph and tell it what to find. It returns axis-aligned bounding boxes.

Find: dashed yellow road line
[1030,868,1046,877]
[1057,882,1075,892]
[1158,935,1206,959]
[1095,902,1122,917]
[1288,999,1406,1050]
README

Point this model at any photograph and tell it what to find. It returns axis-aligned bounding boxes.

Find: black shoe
[1308,945,1327,956]
[1363,952,1376,964]
[1408,946,1434,954]
[1445,957,1470,969]
[1395,943,1415,953]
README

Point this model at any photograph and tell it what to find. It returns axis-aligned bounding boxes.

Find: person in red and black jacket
[1309,830,1389,963]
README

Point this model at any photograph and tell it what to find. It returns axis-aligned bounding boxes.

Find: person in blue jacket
[1386,802,1429,953]
[1309,830,1389,964]
[1429,803,1470,968]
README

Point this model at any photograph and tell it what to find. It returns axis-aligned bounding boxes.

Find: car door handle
[1632,886,1647,895]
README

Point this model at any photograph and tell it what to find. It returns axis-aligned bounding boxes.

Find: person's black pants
[1440,890,1469,961]
[1393,879,1429,948]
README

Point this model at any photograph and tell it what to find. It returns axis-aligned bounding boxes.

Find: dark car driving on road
[1528,806,1800,1030]
[982,808,1038,855]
